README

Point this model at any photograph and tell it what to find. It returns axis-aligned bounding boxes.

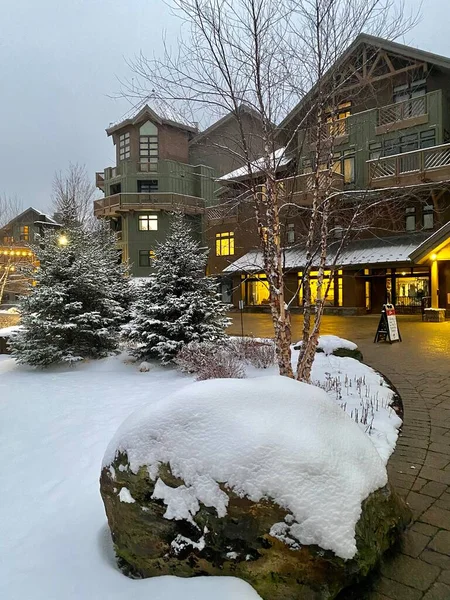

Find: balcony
[280,171,345,204]
[304,119,349,148]
[368,143,450,188]
[94,193,205,217]
[206,203,239,224]
[375,95,428,135]
[96,172,105,190]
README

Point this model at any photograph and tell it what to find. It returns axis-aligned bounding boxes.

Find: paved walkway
[229,314,450,599]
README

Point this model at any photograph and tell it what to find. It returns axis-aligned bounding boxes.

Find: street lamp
[58,234,69,247]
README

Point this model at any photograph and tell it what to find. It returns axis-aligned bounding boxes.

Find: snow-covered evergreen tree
[10,223,133,367]
[125,213,229,363]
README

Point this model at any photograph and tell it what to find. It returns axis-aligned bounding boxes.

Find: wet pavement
[228,312,450,599]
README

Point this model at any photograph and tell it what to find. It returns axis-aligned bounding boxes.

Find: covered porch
[409,221,450,316]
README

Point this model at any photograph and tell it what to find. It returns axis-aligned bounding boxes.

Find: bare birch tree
[52,163,96,229]
[122,0,417,380]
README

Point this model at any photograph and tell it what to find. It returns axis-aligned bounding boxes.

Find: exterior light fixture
[58,235,69,246]
[431,253,437,261]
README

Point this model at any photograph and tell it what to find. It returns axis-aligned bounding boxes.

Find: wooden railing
[206,203,239,222]
[280,171,345,198]
[377,95,427,127]
[94,193,205,216]
[368,143,450,186]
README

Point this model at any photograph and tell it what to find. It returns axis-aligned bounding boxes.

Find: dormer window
[119,132,130,161]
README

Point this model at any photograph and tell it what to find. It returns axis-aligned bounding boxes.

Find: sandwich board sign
[374,303,402,344]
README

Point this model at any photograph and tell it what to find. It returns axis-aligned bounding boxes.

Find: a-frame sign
[374,303,402,344]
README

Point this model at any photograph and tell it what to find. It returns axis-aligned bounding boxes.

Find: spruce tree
[126,214,229,363]
[10,224,133,366]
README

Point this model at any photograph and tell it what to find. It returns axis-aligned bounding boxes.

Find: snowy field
[0,341,401,600]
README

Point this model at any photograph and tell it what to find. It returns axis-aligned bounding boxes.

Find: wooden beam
[382,51,396,74]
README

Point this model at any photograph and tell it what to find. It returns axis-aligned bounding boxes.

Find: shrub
[230,336,276,369]
[175,342,245,381]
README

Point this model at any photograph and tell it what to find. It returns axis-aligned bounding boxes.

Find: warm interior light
[402,272,406,276]
[431,253,437,261]
[58,235,69,246]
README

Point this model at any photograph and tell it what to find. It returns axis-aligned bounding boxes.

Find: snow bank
[104,376,387,559]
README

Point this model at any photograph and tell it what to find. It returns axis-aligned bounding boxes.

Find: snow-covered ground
[0,340,401,599]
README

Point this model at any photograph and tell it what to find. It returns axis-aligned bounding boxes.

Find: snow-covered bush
[175,341,244,380]
[230,336,276,368]
[124,214,229,364]
[10,224,133,366]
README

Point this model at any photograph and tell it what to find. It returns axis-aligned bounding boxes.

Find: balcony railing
[305,119,349,146]
[280,171,345,201]
[377,95,427,128]
[94,193,205,216]
[206,203,239,222]
[368,143,450,188]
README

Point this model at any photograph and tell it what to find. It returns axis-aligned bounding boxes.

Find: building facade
[0,207,61,306]
[205,35,450,315]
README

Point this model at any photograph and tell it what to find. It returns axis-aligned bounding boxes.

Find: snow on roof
[219,147,290,182]
[106,104,198,135]
[103,375,387,559]
[224,233,432,272]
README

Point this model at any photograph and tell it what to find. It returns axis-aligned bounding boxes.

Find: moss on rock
[100,454,410,599]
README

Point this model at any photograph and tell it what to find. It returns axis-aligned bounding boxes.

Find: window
[333,149,355,183]
[119,132,130,161]
[138,180,158,193]
[3,235,13,244]
[298,270,343,307]
[287,223,295,244]
[138,214,158,231]
[406,207,416,232]
[215,232,235,256]
[393,79,426,104]
[326,101,351,137]
[369,142,382,161]
[19,225,29,241]
[423,205,434,229]
[139,250,156,267]
[140,128,158,172]
[244,274,270,306]
[420,129,436,149]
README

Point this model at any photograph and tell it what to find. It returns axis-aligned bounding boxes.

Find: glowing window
[215,232,235,256]
[138,214,158,231]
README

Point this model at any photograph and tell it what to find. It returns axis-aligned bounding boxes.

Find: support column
[431,260,439,308]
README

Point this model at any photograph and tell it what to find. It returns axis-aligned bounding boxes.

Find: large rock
[100,456,409,600]
[100,375,409,599]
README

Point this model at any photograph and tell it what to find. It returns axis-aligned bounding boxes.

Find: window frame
[215,231,235,256]
[119,132,131,161]
[138,214,158,232]
[405,207,416,232]
[138,250,156,267]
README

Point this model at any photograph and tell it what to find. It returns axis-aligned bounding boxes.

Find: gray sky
[0,0,447,214]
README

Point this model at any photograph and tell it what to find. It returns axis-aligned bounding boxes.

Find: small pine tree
[125,213,229,363]
[10,224,133,367]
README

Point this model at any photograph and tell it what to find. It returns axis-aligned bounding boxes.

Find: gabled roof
[190,104,262,146]
[1,207,61,231]
[279,33,450,131]
[219,147,291,182]
[106,104,198,136]
[409,221,450,263]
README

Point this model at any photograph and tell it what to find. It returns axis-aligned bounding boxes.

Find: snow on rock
[104,376,388,560]
[294,334,357,355]
[119,487,136,503]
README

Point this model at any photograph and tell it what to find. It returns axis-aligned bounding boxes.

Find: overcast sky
[1,0,447,214]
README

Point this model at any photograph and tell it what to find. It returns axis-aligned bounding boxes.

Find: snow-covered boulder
[294,335,363,361]
[100,376,409,599]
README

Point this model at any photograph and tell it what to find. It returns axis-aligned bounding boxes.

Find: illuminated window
[138,214,158,231]
[119,132,130,161]
[138,250,156,267]
[3,236,13,244]
[364,269,371,312]
[333,150,355,183]
[215,232,235,256]
[19,226,29,241]
[244,274,270,306]
[326,101,351,136]
[298,270,343,307]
